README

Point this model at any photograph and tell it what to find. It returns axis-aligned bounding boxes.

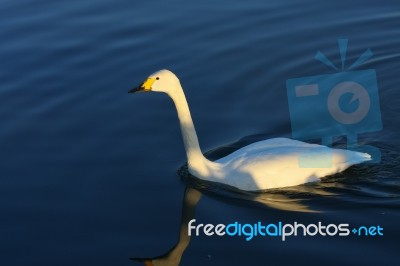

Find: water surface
[0,0,399,265]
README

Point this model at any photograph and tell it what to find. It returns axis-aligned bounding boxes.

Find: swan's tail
[351,151,372,164]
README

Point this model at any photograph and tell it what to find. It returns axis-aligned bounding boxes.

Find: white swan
[129,69,371,191]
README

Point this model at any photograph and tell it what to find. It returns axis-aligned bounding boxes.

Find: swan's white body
[131,69,371,191]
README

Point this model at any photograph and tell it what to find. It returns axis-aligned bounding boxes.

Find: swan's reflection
[131,187,201,266]
[130,183,320,266]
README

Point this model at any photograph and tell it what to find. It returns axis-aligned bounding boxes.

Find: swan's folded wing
[216,138,320,164]
[220,145,370,190]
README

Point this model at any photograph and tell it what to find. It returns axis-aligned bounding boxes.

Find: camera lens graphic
[286,39,382,164]
[327,81,371,125]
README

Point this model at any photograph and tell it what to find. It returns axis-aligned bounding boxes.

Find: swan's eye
[156,77,160,80]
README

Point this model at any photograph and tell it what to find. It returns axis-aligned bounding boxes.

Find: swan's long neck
[168,84,213,175]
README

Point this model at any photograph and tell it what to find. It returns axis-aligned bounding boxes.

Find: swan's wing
[233,146,369,172]
[217,144,370,190]
[216,138,320,164]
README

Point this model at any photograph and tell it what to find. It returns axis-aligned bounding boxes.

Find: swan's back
[211,138,370,191]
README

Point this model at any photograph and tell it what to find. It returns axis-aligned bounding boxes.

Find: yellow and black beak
[128,77,156,93]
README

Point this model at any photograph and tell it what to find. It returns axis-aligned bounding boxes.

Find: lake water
[0,0,399,265]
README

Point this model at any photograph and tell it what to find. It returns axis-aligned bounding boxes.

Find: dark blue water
[1,0,399,265]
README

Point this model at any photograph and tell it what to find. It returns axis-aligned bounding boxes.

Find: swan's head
[129,69,180,95]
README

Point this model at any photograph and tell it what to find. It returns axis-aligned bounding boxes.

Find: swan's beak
[128,77,155,93]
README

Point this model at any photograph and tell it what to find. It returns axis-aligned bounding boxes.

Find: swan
[128,69,371,191]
